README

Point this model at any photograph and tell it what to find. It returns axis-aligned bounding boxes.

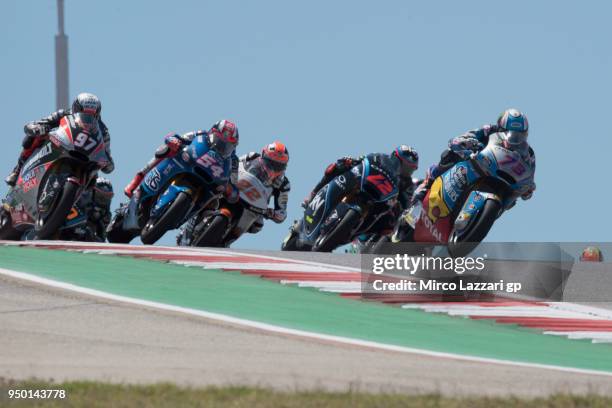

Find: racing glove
[449,136,484,160]
[165,133,183,154]
[266,208,286,223]
[25,123,50,138]
[521,182,536,200]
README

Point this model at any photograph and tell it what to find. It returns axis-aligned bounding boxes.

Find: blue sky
[1,0,610,248]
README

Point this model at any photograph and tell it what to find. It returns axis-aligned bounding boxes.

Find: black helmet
[392,145,419,177]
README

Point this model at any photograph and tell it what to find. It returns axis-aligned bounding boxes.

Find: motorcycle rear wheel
[191,215,228,247]
[141,192,192,245]
[35,180,79,240]
[312,209,360,253]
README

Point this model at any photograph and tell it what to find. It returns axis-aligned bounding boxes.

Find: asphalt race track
[1,246,612,396]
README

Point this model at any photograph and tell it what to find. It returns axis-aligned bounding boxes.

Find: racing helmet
[72,93,102,118]
[93,177,114,209]
[392,145,419,177]
[208,120,239,158]
[261,141,289,180]
[497,108,529,146]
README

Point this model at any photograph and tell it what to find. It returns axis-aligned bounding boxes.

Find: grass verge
[1,379,611,408]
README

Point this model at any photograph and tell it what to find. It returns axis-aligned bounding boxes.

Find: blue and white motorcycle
[387,131,536,256]
[107,135,232,245]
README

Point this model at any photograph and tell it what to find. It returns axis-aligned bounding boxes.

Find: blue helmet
[392,145,419,177]
[497,108,528,133]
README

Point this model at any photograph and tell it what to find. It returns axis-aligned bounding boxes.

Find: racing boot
[122,189,142,231]
[4,155,26,186]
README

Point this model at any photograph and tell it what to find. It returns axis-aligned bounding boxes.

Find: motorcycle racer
[5,93,114,186]
[177,141,290,245]
[305,145,419,236]
[239,141,291,233]
[122,120,240,231]
[412,108,536,204]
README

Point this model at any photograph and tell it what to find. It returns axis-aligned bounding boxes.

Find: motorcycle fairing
[138,137,231,223]
[413,133,535,243]
[303,182,335,239]
[236,161,272,210]
[414,178,453,243]
[360,157,399,203]
[6,115,111,231]
[472,133,535,206]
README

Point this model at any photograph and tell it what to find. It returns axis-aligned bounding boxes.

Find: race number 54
[197,154,225,178]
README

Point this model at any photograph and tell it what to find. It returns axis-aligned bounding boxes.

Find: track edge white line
[1,267,611,378]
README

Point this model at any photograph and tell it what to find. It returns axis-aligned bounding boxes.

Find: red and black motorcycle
[0,113,112,240]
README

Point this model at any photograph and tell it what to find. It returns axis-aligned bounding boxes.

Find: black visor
[74,113,99,134]
[505,131,528,146]
[263,156,287,173]
[209,134,235,158]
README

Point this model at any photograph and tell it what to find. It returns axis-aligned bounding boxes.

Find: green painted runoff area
[1,245,612,372]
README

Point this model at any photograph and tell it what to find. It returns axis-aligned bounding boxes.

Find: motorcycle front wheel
[312,209,360,253]
[281,227,300,251]
[141,192,192,245]
[447,199,501,257]
[191,215,228,247]
[35,180,79,240]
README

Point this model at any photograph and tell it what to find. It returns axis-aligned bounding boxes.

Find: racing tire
[369,235,391,254]
[191,215,228,247]
[35,180,79,240]
[312,209,360,253]
[281,228,300,251]
[141,192,192,245]
[0,208,22,240]
[448,199,501,257]
[106,216,139,244]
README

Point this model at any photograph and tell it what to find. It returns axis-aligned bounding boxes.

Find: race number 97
[74,133,97,150]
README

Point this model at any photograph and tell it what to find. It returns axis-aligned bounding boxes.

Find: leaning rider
[122,120,240,231]
[304,145,419,236]
[412,108,536,204]
[5,93,114,186]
